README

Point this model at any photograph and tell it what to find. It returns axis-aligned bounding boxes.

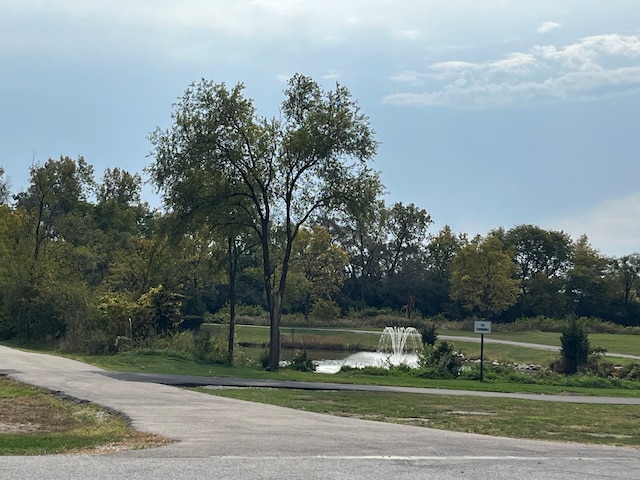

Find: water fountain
[314,326,423,374]
[377,326,423,355]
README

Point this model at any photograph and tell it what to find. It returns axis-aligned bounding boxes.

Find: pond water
[313,351,420,374]
[238,346,419,373]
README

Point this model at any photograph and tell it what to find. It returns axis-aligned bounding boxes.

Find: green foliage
[418,341,464,379]
[559,317,590,374]
[450,235,519,320]
[259,349,270,369]
[138,285,184,335]
[617,363,640,381]
[149,73,379,371]
[210,303,267,323]
[419,322,438,346]
[287,349,315,372]
[193,331,227,364]
[142,330,227,365]
[309,298,341,322]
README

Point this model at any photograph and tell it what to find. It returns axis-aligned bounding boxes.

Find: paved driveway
[1,345,639,480]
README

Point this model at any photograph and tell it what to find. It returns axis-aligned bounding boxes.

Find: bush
[310,298,341,322]
[418,341,464,379]
[559,318,590,374]
[259,349,270,369]
[419,322,438,346]
[616,363,640,381]
[193,331,227,364]
[287,349,315,372]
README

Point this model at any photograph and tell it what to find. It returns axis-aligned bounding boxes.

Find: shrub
[259,349,270,369]
[310,298,341,322]
[419,322,438,346]
[559,317,590,374]
[418,341,464,378]
[617,363,640,381]
[193,331,227,364]
[287,349,315,372]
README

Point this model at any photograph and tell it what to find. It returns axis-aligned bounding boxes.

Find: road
[1,344,639,479]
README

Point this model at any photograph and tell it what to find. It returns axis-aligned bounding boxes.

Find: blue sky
[1,1,639,257]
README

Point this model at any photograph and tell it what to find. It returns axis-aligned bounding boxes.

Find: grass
[5,324,640,453]
[197,387,640,448]
[0,376,170,455]
[441,329,640,357]
[207,324,640,358]
[71,348,640,398]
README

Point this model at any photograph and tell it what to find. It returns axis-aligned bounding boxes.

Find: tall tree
[423,225,466,317]
[321,182,386,309]
[382,202,432,276]
[503,225,573,318]
[565,235,612,319]
[611,254,640,306]
[450,235,519,321]
[504,224,572,295]
[15,156,94,261]
[149,74,378,370]
[0,167,9,204]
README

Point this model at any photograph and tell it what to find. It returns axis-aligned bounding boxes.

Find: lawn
[198,387,640,448]
[0,376,169,455]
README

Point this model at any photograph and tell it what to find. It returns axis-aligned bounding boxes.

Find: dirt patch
[0,378,174,454]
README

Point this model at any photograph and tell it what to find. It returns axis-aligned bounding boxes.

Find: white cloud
[537,21,560,34]
[321,70,341,80]
[390,71,428,86]
[548,193,640,257]
[392,29,422,41]
[384,34,640,109]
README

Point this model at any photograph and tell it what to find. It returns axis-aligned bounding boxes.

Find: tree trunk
[227,236,237,365]
[268,291,282,371]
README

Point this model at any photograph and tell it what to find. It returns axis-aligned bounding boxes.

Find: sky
[1,0,640,257]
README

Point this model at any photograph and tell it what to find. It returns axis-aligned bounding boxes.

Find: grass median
[0,377,170,455]
[197,386,640,448]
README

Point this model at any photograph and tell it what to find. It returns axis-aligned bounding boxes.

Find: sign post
[474,321,491,381]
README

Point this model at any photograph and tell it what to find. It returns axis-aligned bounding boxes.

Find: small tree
[560,317,590,374]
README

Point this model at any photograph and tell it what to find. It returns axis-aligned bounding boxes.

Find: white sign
[474,321,492,334]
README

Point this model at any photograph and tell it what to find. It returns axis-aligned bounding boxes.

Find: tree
[149,74,378,370]
[559,317,590,374]
[320,184,386,309]
[286,225,349,318]
[611,254,640,306]
[565,235,612,319]
[503,225,573,319]
[503,225,572,295]
[0,166,9,204]
[15,156,94,261]
[423,226,466,317]
[382,202,432,276]
[450,235,519,320]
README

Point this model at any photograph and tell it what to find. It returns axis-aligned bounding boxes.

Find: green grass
[197,387,640,447]
[441,329,640,356]
[0,377,168,455]
[72,348,640,398]
[203,324,381,350]
[207,324,640,357]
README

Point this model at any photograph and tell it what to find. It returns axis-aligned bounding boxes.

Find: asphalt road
[1,344,639,480]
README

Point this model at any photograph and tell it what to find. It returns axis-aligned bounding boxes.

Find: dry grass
[0,376,172,455]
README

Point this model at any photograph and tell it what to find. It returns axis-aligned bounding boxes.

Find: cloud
[537,21,560,33]
[384,34,640,109]
[548,192,640,257]
[392,29,422,41]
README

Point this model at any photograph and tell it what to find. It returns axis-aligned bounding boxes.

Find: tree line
[1,75,638,369]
